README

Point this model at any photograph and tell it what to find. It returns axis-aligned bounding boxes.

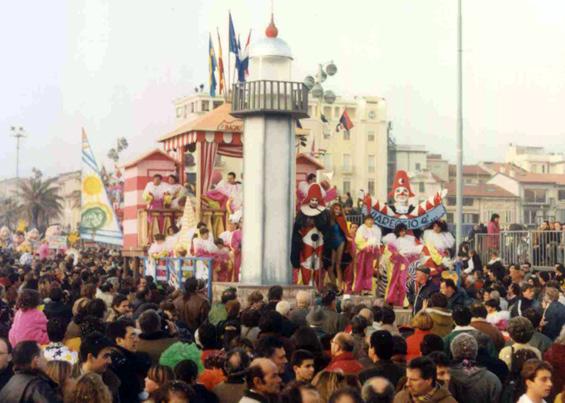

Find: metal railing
[144,256,213,300]
[231,80,309,118]
[474,230,565,270]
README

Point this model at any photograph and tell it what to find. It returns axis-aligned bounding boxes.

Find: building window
[523,209,537,225]
[524,189,546,204]
[342,154,352,171]
[447,213,454,222]
[463,213,479,224]
[419,182,425,193]
[343,131,350,140]
[447,197,473,206]
[415,163,421,171]
[505,210,512,223]
[368,180,375,196]
[343,180,351,194]
[190,102,195,113]
[201,101,210,112]
[463,197,474,206]
[213,101,223,109]
[558,189,565,201]
[176,107,183,118]
[368,155,375,173]
[368,131,375,142]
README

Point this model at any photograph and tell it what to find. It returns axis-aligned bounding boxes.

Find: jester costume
[353,223,382,293]
[291,184,331,287]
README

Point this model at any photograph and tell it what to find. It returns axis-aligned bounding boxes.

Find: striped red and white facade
[122,149,177,253]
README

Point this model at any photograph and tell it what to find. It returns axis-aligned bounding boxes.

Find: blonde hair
[45,360,72,388]
[65,373,112,403]
[147,364,175,386]
[410,311,434,331]
[295,290,312,308]
[312,370,349,402]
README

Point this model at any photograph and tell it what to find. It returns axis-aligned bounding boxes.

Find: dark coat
[447,289,469,310]
[408,279,439,315]
[359,359,405,387]
[109,346,152,403]
[136,331,178,365]
[0,369,61,403]
[43,301,72,327]
[542,301,565,340]
[173,292,210,332]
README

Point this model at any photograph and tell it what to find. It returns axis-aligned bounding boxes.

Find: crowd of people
[0,241,563,403]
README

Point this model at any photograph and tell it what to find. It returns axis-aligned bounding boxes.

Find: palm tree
[0,197,21,229]
[16,169,64,231]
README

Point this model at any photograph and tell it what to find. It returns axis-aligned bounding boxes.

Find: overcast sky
[1,0,565,179]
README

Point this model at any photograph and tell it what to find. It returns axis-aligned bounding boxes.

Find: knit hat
[450,332,478,361]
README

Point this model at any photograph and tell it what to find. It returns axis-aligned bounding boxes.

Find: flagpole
[227,13,231,97]
[455,0,463,248]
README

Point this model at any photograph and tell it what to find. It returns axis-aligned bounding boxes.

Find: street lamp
[10,126,26,204]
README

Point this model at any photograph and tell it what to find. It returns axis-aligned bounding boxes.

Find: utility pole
[10,126,26,205]
[455,0,464,248]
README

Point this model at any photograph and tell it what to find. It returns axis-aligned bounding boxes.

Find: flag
[336,110,354,132]
[208,34,217,97]
[80,129,123,246]
[228,12,238,54]
[216,28,225,94]
[237,30,251,82]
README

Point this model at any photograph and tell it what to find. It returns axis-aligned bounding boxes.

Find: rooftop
[446,182,518,198]
[448,164,491,177]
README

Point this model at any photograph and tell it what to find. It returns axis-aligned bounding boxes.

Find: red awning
[162,130,243,152]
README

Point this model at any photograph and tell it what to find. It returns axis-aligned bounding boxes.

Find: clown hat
[302,183,325,206]
[388,170,415,198]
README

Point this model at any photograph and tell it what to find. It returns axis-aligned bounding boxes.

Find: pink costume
[230,229,242,282]
[383,233,423,306]
[38,243,50,260]
[143,181,169,233]
[214,247,232,282]
[205,180,242,209]
[421,229,455,278]
[354,224,382,293]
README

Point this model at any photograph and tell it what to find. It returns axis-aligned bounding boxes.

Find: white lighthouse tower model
[231,15,308,285]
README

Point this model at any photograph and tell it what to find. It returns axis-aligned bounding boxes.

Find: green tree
[0,197,21,229]
[16,169,64,231]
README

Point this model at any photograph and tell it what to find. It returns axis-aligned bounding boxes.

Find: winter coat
[173,292,210,332]
[0,369,61,403]
[450,364,502,403]
[324,352,363,375]
[426,307,454,337]
[43,300,72,327]
[8,308,49,347]
[109,345,152,403]
[408,280,439,315]
[393,385,457,403]
[406,329,431,361]
[470,318,506,351]
[447,289,469,310]
[542,301,565,340]
[136,331,178,365]
[544,343,565,398]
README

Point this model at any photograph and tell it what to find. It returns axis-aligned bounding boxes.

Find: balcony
[231,80,309,118]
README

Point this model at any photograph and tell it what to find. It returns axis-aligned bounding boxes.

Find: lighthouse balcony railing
[231,80,309,118]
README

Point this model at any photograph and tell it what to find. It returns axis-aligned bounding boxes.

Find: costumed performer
[204,172,242,210]
[147,234,168,279]
[230,219,242,282]
[291,184,331,287]
[0,226,12,249]
[143,174,169,233]
[382,223,423,307]
[342,222,359,294]
[297,173,317,208]
[212,238,232,282]
[165,174,187,210]
[324,203,352,289]
[354,215,382,294]
[421,220,455,283]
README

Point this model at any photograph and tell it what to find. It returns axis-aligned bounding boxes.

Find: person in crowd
[240,358,282,403]
[517,359,553,403]
[319,289,347,335]
[426,351,451,388]
[442,305,478,356]
[8,288,49,347]
[143,364,175,402]
[354,215,382,295]
[276,300,298,338]
[510,284,540,317]
[406,311,433,361]
[541,287,565,340]
[173,359,219,402]
[543,326,565,401]
[425,293,454,337]
[312,370,357,403]
[209,287,238,326]
[407,267,439,315]
[43,287,72,327]
[379,307,400,336]
[440,278,468,310]
[419,334,445,357]
[106,293,131,323]
[325,332,363,375]
[0,340,61,402]
[43,318,78,365]
[468,302,505,351]
[45,360,73,401]
[0,337,13,391]
[391,336,408,367]
[289,290,312,328]
[106,318,151,402]
[136,309,178,365]
[291,349,316,383]
[361,377,395,403]
[449,333,502,403]
[485,298,510,331]
[240,307,262,344]
[329,387,364,403]
[213,348,250,403]
[359,330,405,387]
[256,335,291,382]
[393,356,457,403]
[173,277,210,333]
[499,316,542,368]
[523,308,553,354]
[66,372,113,403]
